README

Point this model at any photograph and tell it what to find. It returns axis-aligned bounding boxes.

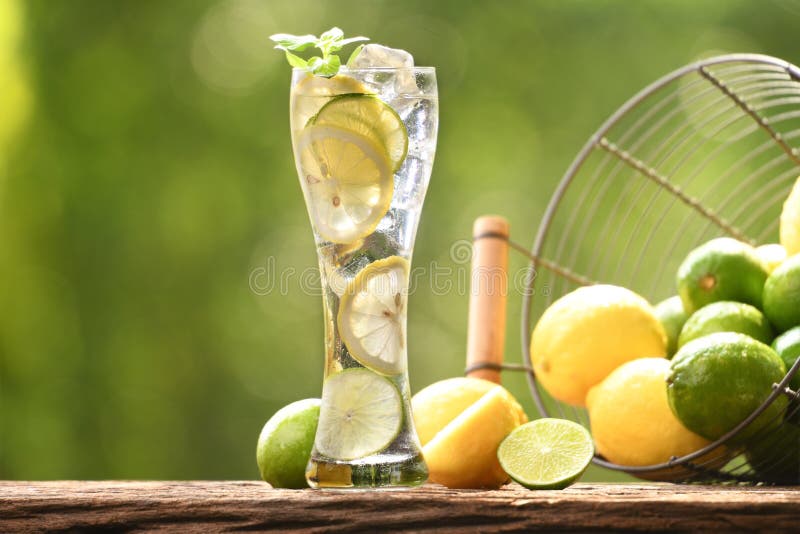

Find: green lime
[678,301,774,349]
[745,422,800,484]
[773,326,800,391]
[676,238,768,314]
[312,94,408,173]
[497,418,594,490]
[315,369,402,461]
[667,332,787,441]
[654,296,689,358]
[763,254,800,333]
[256,398,320,488]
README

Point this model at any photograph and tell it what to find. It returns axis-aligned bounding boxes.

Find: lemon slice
[295,124,393,244]
[313,95,408,173]
[315,369,402,460]
[338,256,409,375]
[291,73,372,132]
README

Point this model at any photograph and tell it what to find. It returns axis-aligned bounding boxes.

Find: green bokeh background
[1,0,798,481]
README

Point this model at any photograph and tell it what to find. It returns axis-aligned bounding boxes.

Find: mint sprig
[270,27,368,77]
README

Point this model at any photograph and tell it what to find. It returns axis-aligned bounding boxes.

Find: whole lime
[256,398,320,489]
[676,238,768,314]
[678,301,774,349]
[773,326,800,391]
[654,296,688,358]
[667,332,787,441]
[763,254,800,333]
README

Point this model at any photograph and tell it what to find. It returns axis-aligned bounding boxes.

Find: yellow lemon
[412,378,527,489]
[781,176,800,256]
[530,285,667,406]
[756,243,788,274]
[587,358,710,467]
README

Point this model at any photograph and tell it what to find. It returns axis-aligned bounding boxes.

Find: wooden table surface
[2,481,799,532]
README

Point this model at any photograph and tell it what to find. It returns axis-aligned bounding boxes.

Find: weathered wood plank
[1,481,799,532]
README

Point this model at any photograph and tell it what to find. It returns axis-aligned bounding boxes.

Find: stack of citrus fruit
[525,176,800,480]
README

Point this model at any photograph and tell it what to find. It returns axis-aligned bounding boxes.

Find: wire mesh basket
[520,54,800,484]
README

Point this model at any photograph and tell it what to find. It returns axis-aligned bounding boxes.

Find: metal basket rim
[519,53,800,476]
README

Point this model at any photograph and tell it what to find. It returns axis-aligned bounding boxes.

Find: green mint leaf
[319,27,344,43]
[339,36,369,47]
[346,44,366,67]
[269,33,317,51]
[284,50,308,68]
[309,54,341,77]
[316,27,345,57]
[270,28,367,76]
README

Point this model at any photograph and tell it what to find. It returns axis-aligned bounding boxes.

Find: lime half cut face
[295,124,394,244]
[338,256,410,375]
[313,94,409,173]
[497,418,594,490]
[315,369,402,461]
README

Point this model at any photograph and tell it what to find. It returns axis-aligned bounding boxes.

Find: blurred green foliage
[1,0,799,481]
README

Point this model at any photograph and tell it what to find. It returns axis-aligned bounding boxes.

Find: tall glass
[289,67,437,488]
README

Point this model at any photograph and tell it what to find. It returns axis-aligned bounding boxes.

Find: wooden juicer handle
[465,216,510,385]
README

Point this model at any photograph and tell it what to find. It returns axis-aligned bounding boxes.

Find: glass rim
[291,66,436,73]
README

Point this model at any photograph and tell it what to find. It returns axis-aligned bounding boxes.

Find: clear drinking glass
[288,67,438,488]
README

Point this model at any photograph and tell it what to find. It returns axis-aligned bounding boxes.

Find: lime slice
[497,418,594,490]
[315,369,402,460]
[290,73,372,132]
[338,256,409,375]
[313,94,408,173]
[295,124,393,244]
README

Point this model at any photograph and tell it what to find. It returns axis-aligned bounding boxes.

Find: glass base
[306,452,428,489]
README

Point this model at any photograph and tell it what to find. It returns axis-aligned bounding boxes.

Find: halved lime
[338,256,409,375]
[294,124,393,244]
[497,418,594,490]
[312,94,408,173]
[314,369,402,460]
[290,73,372,132]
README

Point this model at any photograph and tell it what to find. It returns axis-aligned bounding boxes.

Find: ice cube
[350,44,414,69]
[395,98,438,158]
[392,155,431,208]
[350,44,419,96]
